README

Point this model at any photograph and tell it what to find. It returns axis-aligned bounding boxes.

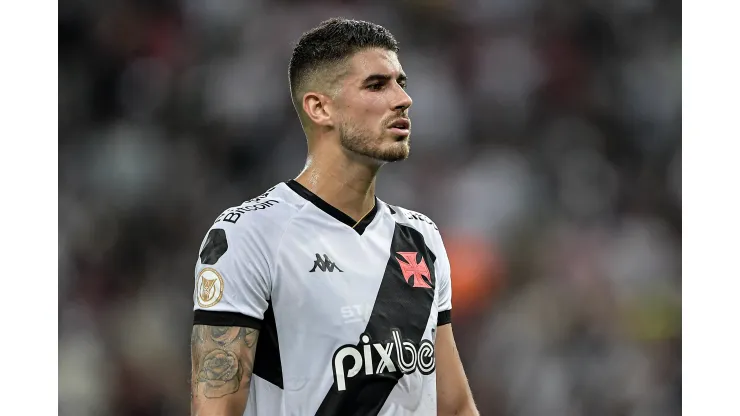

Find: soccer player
[190,18,479,416]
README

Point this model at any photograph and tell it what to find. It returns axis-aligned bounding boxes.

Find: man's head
[289,18,413,164]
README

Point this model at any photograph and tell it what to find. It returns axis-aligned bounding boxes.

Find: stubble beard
[338,121,410,164]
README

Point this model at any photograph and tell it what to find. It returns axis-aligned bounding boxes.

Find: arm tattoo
[191,325,259,399]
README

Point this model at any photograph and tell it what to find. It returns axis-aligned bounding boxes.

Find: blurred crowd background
[59,0,682,415]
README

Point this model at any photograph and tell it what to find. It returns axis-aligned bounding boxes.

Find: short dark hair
[289,18,399,108]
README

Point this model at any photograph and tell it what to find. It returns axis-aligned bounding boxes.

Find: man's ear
[302,92,334,128]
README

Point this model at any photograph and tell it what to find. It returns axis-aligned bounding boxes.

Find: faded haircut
[288,18,399,122]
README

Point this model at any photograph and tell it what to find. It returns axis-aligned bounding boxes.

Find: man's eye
[368,83,383,90]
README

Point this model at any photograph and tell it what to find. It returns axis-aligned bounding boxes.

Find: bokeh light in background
[444,231,505,319]
[59,0,681,415]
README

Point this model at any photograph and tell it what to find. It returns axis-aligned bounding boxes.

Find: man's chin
[349,149,408,165]
[378,153,408,163]
[340,138,410,164]
[377,142,410,162]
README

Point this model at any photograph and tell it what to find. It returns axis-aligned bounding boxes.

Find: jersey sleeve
[436,236,453,326]
[192,220,272,330]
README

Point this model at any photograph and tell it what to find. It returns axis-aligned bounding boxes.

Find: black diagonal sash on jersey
[316,223,437,416]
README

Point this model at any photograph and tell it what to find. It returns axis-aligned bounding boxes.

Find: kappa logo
[310,253,343,273]
[395,252,432,288]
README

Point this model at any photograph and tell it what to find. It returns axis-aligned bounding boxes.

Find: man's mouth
[388,119,410,136]
[389,119,410,129]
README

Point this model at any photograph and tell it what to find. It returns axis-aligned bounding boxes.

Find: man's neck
[294,147,379,223]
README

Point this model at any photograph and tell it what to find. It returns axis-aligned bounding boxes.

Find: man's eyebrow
[363,73,407,84]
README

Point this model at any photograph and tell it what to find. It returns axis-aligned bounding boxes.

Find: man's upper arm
[190,214,275,414]
[435,324,478,416]
[434,232,478,415]
[435,233,452,326]
[193,220,272,321]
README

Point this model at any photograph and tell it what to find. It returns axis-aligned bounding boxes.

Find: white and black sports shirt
[193,180,453,415]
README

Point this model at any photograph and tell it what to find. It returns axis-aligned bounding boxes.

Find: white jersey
[193,180,453,416]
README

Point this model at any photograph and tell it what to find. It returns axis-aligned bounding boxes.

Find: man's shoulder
[209,183,304,238]
[384,202,442,240]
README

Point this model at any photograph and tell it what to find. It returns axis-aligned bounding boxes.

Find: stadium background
[58,0,681,415]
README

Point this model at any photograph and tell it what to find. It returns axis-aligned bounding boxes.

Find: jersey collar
[286,180,379,235]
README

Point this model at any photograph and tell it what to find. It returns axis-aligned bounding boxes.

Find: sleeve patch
[196,268,225,308]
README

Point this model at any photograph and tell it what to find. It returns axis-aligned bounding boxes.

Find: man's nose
[393,87,412,112]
